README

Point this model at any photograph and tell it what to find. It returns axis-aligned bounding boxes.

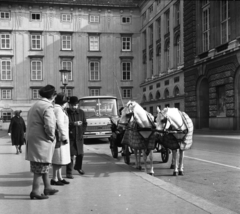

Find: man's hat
[69,96,79,105]
[14,110,22,116]
[39,85,56,99]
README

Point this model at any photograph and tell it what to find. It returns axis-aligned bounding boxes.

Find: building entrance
[198,78,209,129]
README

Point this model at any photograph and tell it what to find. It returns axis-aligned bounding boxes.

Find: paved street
[85,131,240,214]
[0,129,239,214]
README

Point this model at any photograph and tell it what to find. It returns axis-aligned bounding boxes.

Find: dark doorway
[198,78,209,128]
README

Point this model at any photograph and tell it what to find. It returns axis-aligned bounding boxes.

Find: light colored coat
[52,104,70,165]
[25,98,56,163]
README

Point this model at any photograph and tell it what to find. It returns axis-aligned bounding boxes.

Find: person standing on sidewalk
[51,93,71,186]
[66,96,87,179]
[25,84,58,200]
[8,110,26,154]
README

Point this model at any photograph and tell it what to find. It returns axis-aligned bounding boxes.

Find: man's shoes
[60,179,70,184]
[76,169,85,175]
[66,174,74,179]
[50,179,64,186]
[43,188,59,196]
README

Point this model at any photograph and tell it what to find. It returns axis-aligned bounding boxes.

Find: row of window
[200,0,230,52]
[143,30,181,72]
[0,58,133,81]
[142,1,180,33]
[142,86,180,102]
[142,1,181,73]
[0,11,132,24]
[0,87,132,100]
[143,76,180,92]
[143,0,230,55]
[0,32,132,52]
[146,102,181,116]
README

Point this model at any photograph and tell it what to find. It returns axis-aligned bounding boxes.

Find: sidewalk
[0,130,7,138]
[0,134,238,214]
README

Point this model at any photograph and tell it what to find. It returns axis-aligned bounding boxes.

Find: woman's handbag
[55,124,68,148]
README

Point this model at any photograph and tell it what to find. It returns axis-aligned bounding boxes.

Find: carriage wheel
[123,145,130,165]
[161,146,169,163]
[109,137,118,158]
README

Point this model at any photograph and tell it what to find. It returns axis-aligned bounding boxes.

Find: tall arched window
[164,88,169,99]
[149,93,153,101]
[174,86,180,96]
[156,45,161,74]
[156,91,161,99]
[165,40,170,70]
[176,36,181,66]
[142,94,147,102]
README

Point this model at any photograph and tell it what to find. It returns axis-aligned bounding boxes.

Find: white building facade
[139,0,185,117]
[0,0,142,129]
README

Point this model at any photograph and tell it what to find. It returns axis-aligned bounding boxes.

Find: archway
[234,67,240,129]
[197,77,209,129]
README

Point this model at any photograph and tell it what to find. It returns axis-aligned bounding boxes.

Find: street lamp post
[59,69,71,94]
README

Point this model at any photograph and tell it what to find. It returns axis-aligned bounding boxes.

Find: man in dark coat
[66,96,87,179]
[8,110,26,154]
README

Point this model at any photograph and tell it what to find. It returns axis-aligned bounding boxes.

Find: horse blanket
[179,111,193,150]
[157,133,180,150]
[121,121,156,150]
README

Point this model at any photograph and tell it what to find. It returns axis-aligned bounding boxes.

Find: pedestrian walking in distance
[51,93,71,186]
[8,110,26,154]
[25,84,58,200]
[66,96,87,179]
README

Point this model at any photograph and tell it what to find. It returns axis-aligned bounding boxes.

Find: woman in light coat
[26,84,58,200]
[51,93,71,185]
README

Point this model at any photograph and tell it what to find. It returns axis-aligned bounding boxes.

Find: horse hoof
[148,172,154,176]
[173,172,178,176]
[179,171,184,176]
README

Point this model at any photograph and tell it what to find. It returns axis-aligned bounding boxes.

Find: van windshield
[79,98,118,118]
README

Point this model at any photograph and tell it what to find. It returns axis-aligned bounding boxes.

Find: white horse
[119,101,156,175]
[156,107,193,176]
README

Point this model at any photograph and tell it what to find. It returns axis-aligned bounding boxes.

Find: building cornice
[0,0,140,8]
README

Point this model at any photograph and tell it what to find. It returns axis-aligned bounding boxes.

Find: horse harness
[120,104,156,150]
[159,110,189,148]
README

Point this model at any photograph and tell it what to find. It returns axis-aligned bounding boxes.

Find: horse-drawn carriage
[109,117,170,165]
[109,101,194,176]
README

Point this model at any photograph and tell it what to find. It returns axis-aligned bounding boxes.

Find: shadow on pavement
[0,193,30,200]
[0,180,32,188]
[0,171,32,180]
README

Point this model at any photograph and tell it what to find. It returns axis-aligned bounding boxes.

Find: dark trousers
[66,154,83,175]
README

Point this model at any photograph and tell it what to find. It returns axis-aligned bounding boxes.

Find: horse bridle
[158,111,168,130]
[117,103,133,126]
[159,110,184,131]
